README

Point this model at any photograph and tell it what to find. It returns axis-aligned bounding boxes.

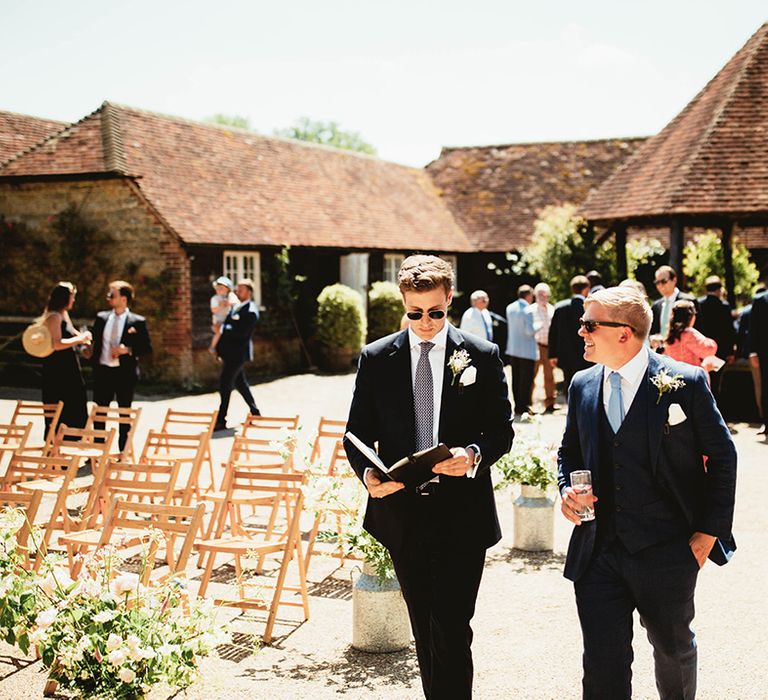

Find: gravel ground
[0,368,766,699]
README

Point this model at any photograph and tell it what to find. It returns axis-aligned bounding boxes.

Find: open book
[345,431,453,489]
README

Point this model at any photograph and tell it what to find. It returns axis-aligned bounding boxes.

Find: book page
[345,431,389,472]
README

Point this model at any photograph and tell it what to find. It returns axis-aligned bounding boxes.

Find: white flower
[125,634,141,649]
[92,610,115,624]
[29,629,47,645]
[158,643,179,656]
[447,349,472,386]
[40,568,73,597]
[650,368,686,404]
[108,648,127,666]
[106,633,123,651]
[35,607,57,629]
[118,667,136,683]
[128,646,144,662]
[74,577,102,599]
[110,573,139,597]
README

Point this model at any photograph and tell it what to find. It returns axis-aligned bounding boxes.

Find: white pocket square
[459,366,477,386]
[667,403,687,426]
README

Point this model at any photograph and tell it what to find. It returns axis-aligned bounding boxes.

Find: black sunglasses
[406,309,446,321]
[579,318,635,333]
[654,278,671,285]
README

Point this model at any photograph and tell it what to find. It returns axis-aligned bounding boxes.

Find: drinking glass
[570,470,595,522]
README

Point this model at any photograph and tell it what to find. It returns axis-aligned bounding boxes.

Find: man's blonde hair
[584,286,652,339]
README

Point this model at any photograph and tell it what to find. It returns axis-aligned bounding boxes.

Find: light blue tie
[607,371,625,433]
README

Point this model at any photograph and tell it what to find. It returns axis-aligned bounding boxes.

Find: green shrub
[367,281,403,341]
[316,284,366,351]
[683,230,759,305]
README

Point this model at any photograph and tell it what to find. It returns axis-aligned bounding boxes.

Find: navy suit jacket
[344,325,514,555]
[695,294,735,360]
[557,350,737,581]
[548,296,593,373]
[216,300,259,363]
[749,291,768,361]
[90,310,152,379]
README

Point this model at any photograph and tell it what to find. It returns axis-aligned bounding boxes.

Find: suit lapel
[647,352,671,474]
[388,330,416,444]
[438,325,463,440]
[581,366,603,482]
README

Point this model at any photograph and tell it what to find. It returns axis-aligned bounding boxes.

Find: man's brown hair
[570,275,590,295]
[397,255,454,295]
[109,280,134,304]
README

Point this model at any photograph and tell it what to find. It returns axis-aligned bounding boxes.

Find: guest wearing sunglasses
[344,255,513,700]
[85,280,152,451]
[650,265,697,339]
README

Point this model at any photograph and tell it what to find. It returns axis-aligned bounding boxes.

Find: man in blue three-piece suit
[344,255,513,700]
[214,277,261,430]
[557,286,737,700]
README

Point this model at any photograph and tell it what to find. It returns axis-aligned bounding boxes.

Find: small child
[209,276,238,353]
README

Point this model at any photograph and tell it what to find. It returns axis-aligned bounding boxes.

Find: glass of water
[570,470,595,522]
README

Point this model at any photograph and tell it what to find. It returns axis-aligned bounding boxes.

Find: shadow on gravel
[0,652,37,681]
[239,645,419,693]
[487,548,566,571]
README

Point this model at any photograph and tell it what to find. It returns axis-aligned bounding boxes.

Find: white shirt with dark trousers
[99,310,129,367]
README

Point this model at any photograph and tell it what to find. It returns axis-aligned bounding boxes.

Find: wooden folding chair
[0,489,43,568]
[305,440,360,569]
[308,417,346,465]
[85,405,142,462]
[2,453,83,566]
[71,497,205,585]
[196,470,309,644]
[139,430,207,505]
[241,414,300,438]
[8,400,63,456]
[48,425,117,479]
[0,423,32,473]
[159,409,217,491]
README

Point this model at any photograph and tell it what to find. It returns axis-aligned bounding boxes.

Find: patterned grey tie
[414,341,435,451]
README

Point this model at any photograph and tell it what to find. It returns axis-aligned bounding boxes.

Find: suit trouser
[93,365,136,452]
[760,359,768,424]
[574,537,699,700]
[218,356,259,421]
[508,356,535,414]
[534,343,556,409]
[390,493,486,700]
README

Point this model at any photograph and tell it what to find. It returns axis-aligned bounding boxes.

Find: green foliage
[316,284,366,351]
[205,114,251,130]
[521,204,614,300]
[493,432,557,491]
[367,281,403,342]
[683,230,759,304]
[274,116,377,155]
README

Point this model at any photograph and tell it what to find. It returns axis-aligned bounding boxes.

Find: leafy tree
[274,117,377,155]
[205,114,251,130]
[521,204,614,301]
[683,230,759,305]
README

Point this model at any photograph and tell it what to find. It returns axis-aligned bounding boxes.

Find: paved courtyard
[0,369,766,699]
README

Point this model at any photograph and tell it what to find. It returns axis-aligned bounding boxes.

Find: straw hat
[22,322,54,358]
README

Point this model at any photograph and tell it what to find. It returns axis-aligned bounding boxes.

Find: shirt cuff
[465,444,481,478]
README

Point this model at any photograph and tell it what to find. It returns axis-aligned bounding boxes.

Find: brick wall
[0,177,192,383]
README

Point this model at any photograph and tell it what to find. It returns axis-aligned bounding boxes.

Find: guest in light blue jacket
[506,285,538,415]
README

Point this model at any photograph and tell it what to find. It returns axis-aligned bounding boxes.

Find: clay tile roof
[0,111,67,164]
[582,22,768,222]
[0,102,471,252]
[426,138,645,252]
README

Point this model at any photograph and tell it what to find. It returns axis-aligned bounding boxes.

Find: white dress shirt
[459,307,492,341]
[99,309,129,367]
[602,346,649,418]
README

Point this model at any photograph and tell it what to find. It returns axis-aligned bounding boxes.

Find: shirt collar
[603,346,649,384]
[408,322,449,350]
[664,288,679,301]
[110,308,129,318]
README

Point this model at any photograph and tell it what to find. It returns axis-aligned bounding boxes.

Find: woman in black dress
[41,282,92,434]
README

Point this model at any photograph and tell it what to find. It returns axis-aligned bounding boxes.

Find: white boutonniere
[447,349,472,386]
[650,368,686,404]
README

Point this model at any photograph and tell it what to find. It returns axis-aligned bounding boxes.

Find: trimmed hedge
[316,284,366,351]
[367,281,403,342]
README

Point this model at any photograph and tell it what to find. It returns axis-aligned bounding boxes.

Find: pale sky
[2,1,766,166]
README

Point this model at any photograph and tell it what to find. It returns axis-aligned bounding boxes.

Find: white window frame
[223,250,262,307]
[383,253,405,284]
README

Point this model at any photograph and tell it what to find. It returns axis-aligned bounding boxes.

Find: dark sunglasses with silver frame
[406,309,447,321]
[579,318,635,334]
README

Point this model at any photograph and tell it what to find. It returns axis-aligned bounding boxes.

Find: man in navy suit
[214,278,260,430]
[344,255,513,699]
[548,275,593,392]
[650,265,697,338]
[557,286,737,699]
[749,274,768,434]
[88,280,152,451]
